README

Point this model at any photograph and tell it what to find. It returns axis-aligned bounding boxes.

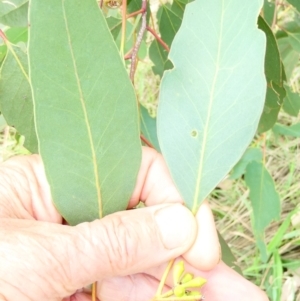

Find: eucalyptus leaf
[277,36,299,81]
[218,232,242,275]
[0,0,28,27]
[286,0,300,12]
[283,84,300,117]
[273,123,300,137]
[287,32,300,53]
[0,45,6,64]
[245,161,281,262]
[263,0,275,26]
[0,46,37,153]
[3,27,28,43]
[140,105,161,152]
[0,114,6,131]
[257,16,285,132]
[157,0,266,213]
[106,17,134,53]
[258,16,282,85]
[28,0,141,225]
[149,40,169,78]
[149,0,190,77]
[0,27,28,68]
[160,2,185,46]
[230,148,263,180]
[258,84,283,133]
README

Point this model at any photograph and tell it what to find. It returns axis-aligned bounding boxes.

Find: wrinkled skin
[0,147,269,301]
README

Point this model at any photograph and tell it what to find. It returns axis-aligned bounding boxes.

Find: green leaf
[277,36,299,81]
[230,148,263,180]
[140,105,161,152]
[262,0,275,26]
[0,0,28,27]
[287,32,300,53]
[257,16,285,133]
[258,16,282,85]
[286,0,300,12]
[149,0,190,77]
[0,114,6,131]
[0,46,7,65]
[106,17,135,53]
[258,84,283,133]
[0,46,37,153]
[3,27,28,43]
[127,0,150,22]
[28,0,141,225]
[282,84,300,116]
[245,161,281,262]
[149,40,169,77]
[157,0,266,213]
[218,232,242,275]
[272,123,300,137]
[0,27,28,65]
[159,2,185,46]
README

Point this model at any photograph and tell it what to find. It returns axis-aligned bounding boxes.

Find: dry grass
[208,113,300,300]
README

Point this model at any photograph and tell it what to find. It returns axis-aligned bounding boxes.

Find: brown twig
[127,8,146,19]
[124,48,133,60]
[146,26,170,52]
[140,134,154,148]
[129,0,147,83]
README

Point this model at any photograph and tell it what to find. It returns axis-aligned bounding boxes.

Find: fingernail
[155,204,195,250]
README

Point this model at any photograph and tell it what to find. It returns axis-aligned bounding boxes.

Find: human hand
[0,147,268,301]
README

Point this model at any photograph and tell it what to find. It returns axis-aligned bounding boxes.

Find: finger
[128,147,183,209]
[183,201,220,270]
[128,148,220,270]
[97,274,161,301]
[200,262,269,301]
[62,292,98,301]
[0,203,196,300]
[0,155,61,223]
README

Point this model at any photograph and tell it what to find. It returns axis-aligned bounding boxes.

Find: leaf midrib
[62,1,102,218]
[192,0,225,213]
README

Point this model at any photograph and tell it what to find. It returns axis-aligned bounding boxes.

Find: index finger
[129,147,220,270]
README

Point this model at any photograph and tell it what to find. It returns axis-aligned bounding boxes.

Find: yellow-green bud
[180,273,194,284]
[173,261,185,284]
[181,277,207,289]
[173,285,186,297]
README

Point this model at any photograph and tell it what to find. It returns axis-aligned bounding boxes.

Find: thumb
[0,204,196,300]
[73,203,197,285]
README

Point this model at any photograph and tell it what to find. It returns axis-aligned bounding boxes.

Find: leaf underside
[28,0,141,225]
[0,46,38,153]
[158,0,266,213]
[0,0,29,27]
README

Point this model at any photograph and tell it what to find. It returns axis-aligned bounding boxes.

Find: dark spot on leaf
[191,130,198,137]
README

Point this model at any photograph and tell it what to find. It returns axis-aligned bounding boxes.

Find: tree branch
[146,26,170,52]
[129,0,147,83]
